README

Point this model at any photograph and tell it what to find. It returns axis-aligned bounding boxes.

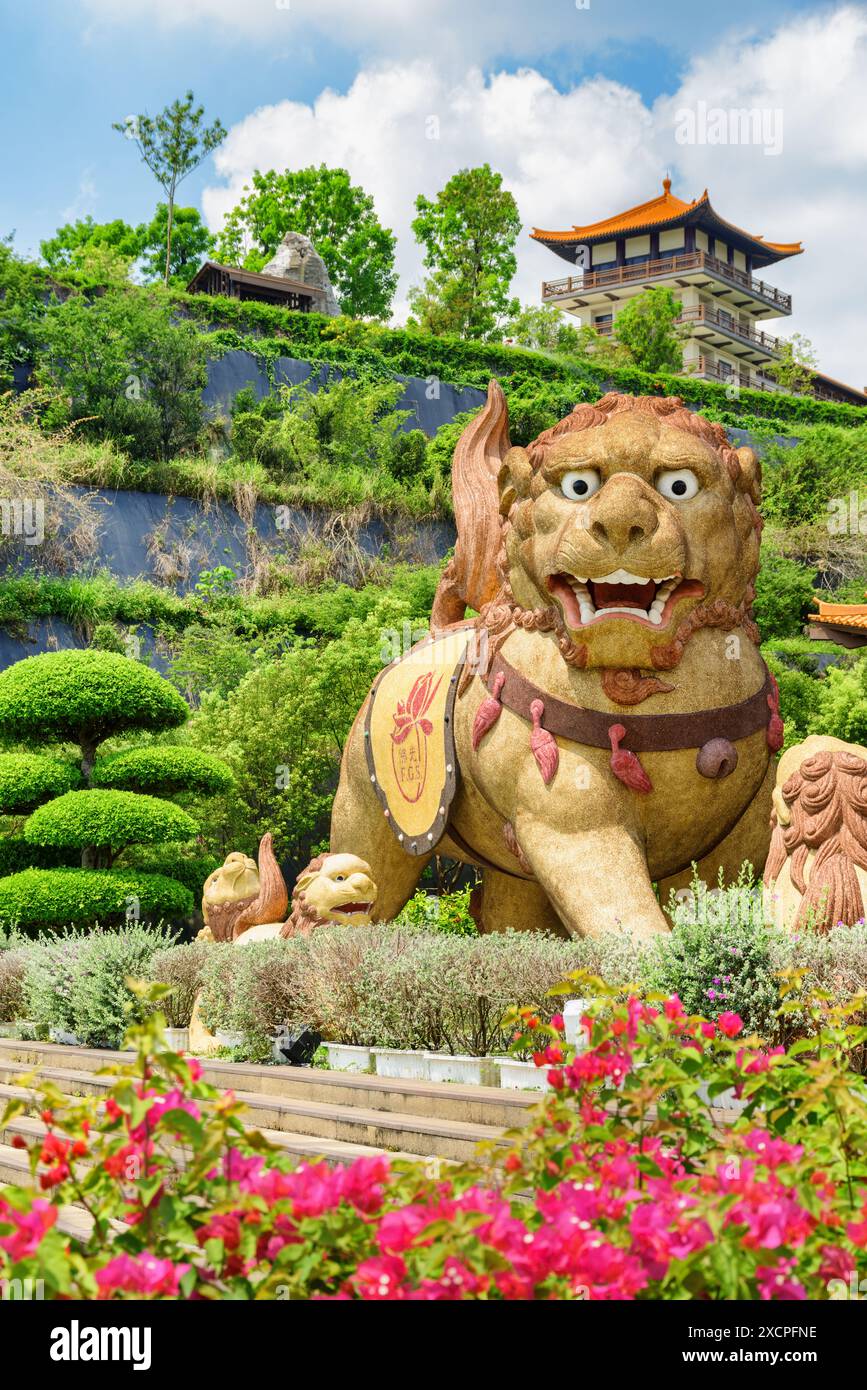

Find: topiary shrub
[0,650,231,921]
[92,746,235,796]
[0,868,193,931]
[0,650,189,754]
[24,789,198,860]
[0,753,81,815]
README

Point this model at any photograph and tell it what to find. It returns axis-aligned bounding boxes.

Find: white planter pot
[371,1047,430,1081]
[697,1081,748,1114]
[563,999,592,1050]
[215,1029,244,1050]
[424,1052,499,1087]
[324,1043,373,1073]
[497,1058,550,1091]
[164,1028,189,1052]
[49,1027,79,1046]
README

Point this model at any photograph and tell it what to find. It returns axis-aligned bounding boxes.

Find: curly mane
[280,853,331,939]
[764,749,867,931]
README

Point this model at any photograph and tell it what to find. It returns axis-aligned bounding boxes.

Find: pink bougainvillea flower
[350,1254,408,1300]
[756,1257,806,1301]
[716,1012,744,1038]
[95,1253,190,1298]
[0,1197,57,1260]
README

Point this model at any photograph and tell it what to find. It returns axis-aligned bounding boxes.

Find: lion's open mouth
[546,569,704,628]
[333,902,373,915]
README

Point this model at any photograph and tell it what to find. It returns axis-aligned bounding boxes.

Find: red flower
[717,1012,744,1038]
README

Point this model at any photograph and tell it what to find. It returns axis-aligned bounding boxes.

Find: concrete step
[0,1075,502,1164]
[0,1109,433,1173]
[0,1039,536,1129]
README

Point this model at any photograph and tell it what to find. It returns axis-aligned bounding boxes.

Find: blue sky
[1,0,864,383]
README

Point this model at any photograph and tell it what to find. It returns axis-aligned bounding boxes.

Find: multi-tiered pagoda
[532,180,865,406]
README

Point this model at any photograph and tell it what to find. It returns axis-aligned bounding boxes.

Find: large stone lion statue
[764,736,867,933]
[332,383,782,940]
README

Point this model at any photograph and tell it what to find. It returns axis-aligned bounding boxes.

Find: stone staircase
[0,1038,538,1199]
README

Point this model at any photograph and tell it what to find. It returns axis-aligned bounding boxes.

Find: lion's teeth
[596,569,650,585]
[579,602,596,623]
[648,611,663,625]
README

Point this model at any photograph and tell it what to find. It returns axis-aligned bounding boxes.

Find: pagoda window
[733,249,747,272]
[591,240,617,268]
[659,228,685,258]
[714,239,729,262]
[695,229,709,253]
[623,233,651,264]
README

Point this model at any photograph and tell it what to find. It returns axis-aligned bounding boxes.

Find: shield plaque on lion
[365,629,473,855]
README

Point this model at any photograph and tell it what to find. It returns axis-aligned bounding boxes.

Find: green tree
[36,287,207,458]
[137,204,214,287]
[113,92,225,287]
[0,237,48,385]
[765,333,819,397]
[611,286,683,372]
[40,217,141,279]
[214,165,397,319]
[410,165,521,340]
[502,303,580,355]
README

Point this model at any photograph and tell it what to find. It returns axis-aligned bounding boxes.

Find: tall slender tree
[410,165,521,340]
[113,92,225,286]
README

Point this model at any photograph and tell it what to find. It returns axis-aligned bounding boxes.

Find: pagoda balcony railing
[677,305,782,355]
[541,251,792,314]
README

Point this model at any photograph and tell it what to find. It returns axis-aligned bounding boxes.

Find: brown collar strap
[486,655,776,753]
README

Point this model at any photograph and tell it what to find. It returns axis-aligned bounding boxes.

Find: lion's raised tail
[431,380,511,629]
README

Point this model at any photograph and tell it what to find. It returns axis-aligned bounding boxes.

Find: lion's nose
[588,481,659,553]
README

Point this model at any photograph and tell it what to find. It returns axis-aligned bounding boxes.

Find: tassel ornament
[608,723,653,794]
[472,672,506,751]
[529,698,559,784]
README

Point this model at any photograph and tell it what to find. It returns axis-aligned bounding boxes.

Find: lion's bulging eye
[560,469,601,501]
[656,469,700,501]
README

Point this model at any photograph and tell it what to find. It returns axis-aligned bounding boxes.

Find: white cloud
[203,63,660,320]
[197,5,867,386]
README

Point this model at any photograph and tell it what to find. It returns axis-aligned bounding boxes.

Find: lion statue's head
[432,384,762,678]
[201,835,288,942]
[281,853,377,938]
[764,736,867,932]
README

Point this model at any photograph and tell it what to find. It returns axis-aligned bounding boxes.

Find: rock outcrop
[261,232,340,317]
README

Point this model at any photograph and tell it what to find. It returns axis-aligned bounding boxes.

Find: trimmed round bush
[93,746,234,796]
[123,849,218,899]
[0,753,82,814]
[0,868,193,929]
[0,650,189,745]
[24,789,199,852]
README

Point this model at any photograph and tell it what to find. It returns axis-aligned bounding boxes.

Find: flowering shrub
[2,973,867,1300]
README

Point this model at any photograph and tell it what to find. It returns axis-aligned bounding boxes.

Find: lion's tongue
[590,580,657,611]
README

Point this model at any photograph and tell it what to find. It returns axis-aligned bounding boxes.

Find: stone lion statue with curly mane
[331,382,785,940]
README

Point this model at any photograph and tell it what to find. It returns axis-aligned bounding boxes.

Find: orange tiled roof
[810,613,867,631]
[810,598,867,632]
[530,179,802,258]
